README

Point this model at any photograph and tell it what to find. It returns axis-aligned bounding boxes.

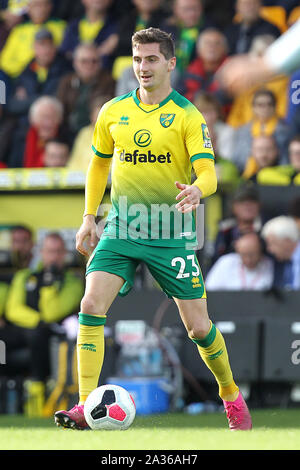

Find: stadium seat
[287,6,300,27]
[260,6,287,33]
[234,6,287,32]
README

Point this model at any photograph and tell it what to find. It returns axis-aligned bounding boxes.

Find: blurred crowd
[0,0,299,173]
[0,0,300,398]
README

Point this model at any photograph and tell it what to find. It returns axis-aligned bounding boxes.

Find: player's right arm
[76,102,113,257]
[76,156,111,256]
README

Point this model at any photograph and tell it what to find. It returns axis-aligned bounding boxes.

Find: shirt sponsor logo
[134,129,152,147]
[119,149,172,164]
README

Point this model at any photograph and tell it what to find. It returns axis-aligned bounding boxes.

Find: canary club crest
[160,113,175,128]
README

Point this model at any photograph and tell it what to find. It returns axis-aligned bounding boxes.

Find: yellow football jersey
[92,88,215,246]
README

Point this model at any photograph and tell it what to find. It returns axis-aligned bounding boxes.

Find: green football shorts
[86,236,206,300]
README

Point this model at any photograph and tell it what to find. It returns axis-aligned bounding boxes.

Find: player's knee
[80,295,107,316]
[188,322,211,341]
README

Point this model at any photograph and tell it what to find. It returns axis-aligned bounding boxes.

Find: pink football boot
[54,404,89,430]
[223,392,252,431]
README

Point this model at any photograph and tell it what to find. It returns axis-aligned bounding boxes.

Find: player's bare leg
[54,271,124,429]
[174,297,252,430]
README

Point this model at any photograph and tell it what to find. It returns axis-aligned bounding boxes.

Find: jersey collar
[133,88,176,113]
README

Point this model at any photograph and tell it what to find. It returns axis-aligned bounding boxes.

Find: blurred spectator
[192,91,239,190]
[226,34,289,128]
[0,224,34,327]
[232,88,290,171]
[112,0,168,79]
[51,0,83,21]
[0,0,66,79]
[67,95,108,172]
[10,225,34,270]
[3,232,83,383]
[59,0,118,68]
[7,29,71,122]
[242,134,279,181]
[289,195,300,232]
[212,185,262,263]
[0,225,35,286]
[193,91,235,161]
[7,95,65,167]
[224,0,281,56]
[0,0,30,50]
[56,42,114,140]
[181,28,228,104]
[261,215,300,289]
[115,65,139,96]
[204,0,235,29]
[43,138,70,167]
[256,135,300,185]
[206,232,274,290]
[162,0,215,80]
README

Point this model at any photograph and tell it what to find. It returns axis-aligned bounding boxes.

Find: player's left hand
[175,181,202,213]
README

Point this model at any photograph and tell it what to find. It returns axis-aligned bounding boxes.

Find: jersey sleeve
[92,102,114,158]
[185,107,215,163]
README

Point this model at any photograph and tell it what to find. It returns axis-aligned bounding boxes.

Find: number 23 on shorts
[171,254,200,279]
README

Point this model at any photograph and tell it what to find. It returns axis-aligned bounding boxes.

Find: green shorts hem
[85,267,133,297]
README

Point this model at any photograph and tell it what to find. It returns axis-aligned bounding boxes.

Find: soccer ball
[84,384,136,430]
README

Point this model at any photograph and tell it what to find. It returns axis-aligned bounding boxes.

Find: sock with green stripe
[191,321,239,401]
[77,313,106,405]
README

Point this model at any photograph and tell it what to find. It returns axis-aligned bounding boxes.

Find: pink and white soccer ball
[84,384,136,430]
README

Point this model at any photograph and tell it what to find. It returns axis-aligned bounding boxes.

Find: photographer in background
[2,232,84,414]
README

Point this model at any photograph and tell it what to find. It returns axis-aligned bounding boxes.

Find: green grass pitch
[0,409,300,450]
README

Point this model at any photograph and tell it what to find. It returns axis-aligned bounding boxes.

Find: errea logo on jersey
[119,115,129,125]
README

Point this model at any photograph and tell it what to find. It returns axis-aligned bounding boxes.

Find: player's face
[132,43,175,92]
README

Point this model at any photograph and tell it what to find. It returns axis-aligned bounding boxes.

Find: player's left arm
[175,108,217,213]
[175,159,217,212]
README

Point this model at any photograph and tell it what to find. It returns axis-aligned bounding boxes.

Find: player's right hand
[76,215,99,257]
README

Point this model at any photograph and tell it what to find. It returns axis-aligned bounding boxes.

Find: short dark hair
[132,27,175,60]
